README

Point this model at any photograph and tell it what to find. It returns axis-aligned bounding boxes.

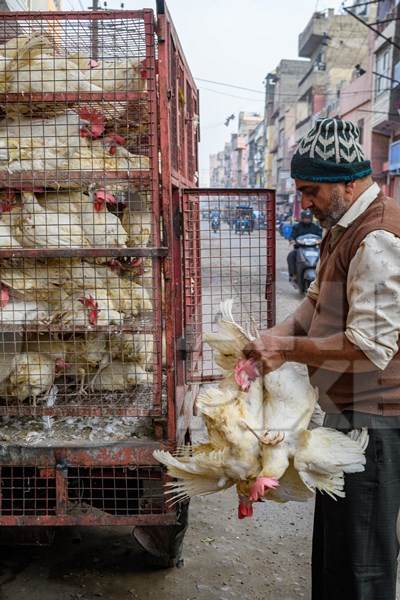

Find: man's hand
[243,335,287,375]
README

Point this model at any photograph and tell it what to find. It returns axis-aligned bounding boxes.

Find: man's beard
[314,187,350,229]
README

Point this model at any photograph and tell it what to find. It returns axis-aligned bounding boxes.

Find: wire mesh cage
[183,189,276,382]
[0,463,166,518]
[0,12,156,184]
[0,11,165,446]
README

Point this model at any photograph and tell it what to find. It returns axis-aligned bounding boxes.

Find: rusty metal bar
[0,171,151,185]
[0,247,167,258]
[185,187,275,195]
[0,514,177,526]
[0,406,164,418]
[157,7,177,447]
[0,91,147,103]
[0,10,151,20]
[0,322,156,334]
[145,10,163,413]
[0,443,171,466]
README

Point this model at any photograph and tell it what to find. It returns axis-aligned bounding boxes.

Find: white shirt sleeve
[345,230,400,370]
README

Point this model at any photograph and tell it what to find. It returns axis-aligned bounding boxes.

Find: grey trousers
[312,411,400,600]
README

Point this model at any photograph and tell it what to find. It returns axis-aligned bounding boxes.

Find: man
[244,118,400,600]
[287,208,322,282]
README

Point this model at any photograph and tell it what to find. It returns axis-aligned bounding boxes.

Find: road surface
[1,227,397,600]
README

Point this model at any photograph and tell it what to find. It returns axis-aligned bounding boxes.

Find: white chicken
[7,53,103,95]
[0,34,50,93]
[0,217,21,248]
[7,351,56,406]
[51,288,123,329]
[0,297,51,326]
[0,34,102,95]
[0,259,65,303]
[0,110,148,177]
[37,190,128,248]
[77,263,152,317]
[12,193,91,248]
[26,334,107,395]
[155,300,369,519]
[67,53,147,92]
[0,333,23,390]
[89,332,155,390]
[0,110,81,173]
[121,209,152,247]
[91,360,150,392]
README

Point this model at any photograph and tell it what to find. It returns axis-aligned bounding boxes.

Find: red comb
[234,359,258,391]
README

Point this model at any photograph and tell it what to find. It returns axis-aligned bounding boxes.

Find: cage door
[182,188,276,383]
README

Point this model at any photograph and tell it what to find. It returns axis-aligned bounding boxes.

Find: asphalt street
[1,225,398,600]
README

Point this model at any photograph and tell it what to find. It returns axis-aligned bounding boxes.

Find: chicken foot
[241,421,285,446]
[89,355,110,392]
[78,368,89,396]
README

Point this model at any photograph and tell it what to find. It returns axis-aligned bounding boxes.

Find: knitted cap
[291,118,372,183]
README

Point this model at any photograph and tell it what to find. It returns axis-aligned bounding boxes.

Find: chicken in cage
[0,23,161,443]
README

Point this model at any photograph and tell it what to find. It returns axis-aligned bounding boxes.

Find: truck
[0,1,275,566]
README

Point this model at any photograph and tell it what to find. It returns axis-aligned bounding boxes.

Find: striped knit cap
[291,118,372,183]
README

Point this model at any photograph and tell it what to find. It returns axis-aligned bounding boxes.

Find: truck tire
[132,500,189,569]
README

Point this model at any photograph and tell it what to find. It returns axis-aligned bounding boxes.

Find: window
[357,119,364,145]
[354,4,368,17]
[394,61,400,86]
[375,48,391,96]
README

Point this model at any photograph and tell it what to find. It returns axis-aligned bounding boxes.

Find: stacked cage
[0,11,169,522]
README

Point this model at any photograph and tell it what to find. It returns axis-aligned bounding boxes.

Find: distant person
[287,209,322,281]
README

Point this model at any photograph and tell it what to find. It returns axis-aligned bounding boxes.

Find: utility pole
[89,0,99,60]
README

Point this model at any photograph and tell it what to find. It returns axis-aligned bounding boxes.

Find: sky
[70,0,345,183]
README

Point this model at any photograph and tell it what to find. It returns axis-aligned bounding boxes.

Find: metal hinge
[177,336,188,361]
[173,207,183,239]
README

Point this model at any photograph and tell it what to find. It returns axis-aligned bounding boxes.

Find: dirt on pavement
[0,236,316,600]
[2,235,396,600]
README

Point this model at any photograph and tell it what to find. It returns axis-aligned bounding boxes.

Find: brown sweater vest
[308,192,400,415]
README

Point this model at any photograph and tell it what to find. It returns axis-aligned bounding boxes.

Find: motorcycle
[291,233,321,294]
[235,217,251,235]
[211,217,220,233]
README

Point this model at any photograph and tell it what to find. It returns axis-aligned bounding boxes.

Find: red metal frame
[157,1,199,448]
[0,5,276,532]
[182,188,276,384]
[0,7,177,527]
[0,10,162,421]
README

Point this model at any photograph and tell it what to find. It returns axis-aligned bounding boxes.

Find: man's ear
[344,181,356,197]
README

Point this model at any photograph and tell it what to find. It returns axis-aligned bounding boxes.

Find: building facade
[370,0,400,198]
[265,60,310,208]
[296,8,370,143]
[209,3,400,203]
[247,120,265,188]
[210,112,262,188]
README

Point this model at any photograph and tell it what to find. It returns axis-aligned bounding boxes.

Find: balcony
[298,68,326,99]
[372,85,400,133]
[298,10,333,58]
[295,115,313,143]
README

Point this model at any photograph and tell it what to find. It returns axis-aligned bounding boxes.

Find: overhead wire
[196,78,265,95]
[198,87,264,103]
[199,84,396,100]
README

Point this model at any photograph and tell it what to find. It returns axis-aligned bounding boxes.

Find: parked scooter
[291,233,321,294]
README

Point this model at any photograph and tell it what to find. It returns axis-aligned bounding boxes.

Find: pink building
[339,27,395,194]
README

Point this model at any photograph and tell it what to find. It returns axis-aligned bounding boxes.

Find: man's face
[295,180,354,229]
